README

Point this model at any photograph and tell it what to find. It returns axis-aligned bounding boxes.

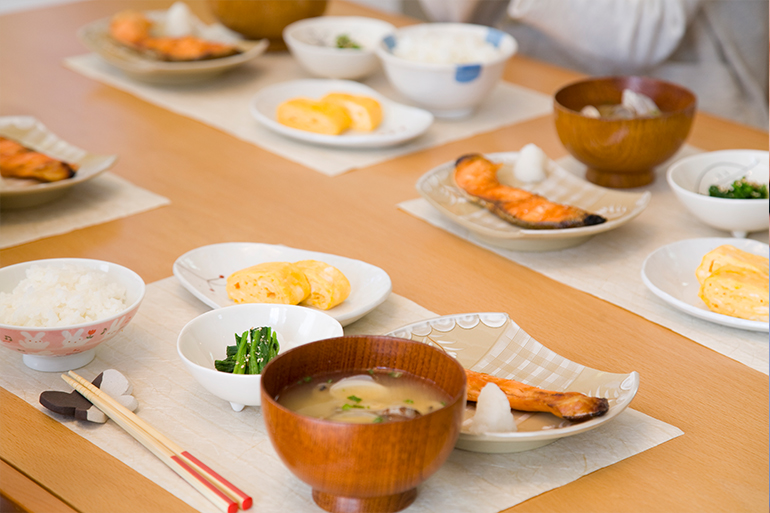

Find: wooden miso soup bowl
[554,76,696,188]
[260,335,466,513]
[208,0,328,51]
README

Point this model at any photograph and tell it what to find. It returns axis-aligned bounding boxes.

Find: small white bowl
[667,150,769,238]
[283,16,395,80]
[0,258,145,372]
[177,303,344,411]
[375,23,517,118]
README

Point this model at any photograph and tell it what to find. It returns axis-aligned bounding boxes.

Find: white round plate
[641,237,769,332]
[173,243,392,326]
[386,312,639,453]
[0,117,117,209]
[249,79,434,148]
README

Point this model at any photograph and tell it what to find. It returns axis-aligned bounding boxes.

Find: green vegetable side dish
[214,327,279,375]
[708,178,769,199]
[335,34,361,49]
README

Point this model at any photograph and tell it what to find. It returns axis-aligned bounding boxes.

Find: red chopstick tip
[227,503,238,513]
[242,497,253,510]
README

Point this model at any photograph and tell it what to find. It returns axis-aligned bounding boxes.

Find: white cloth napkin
[0,277,682,513]
[64,52,553,176]
[398,145,770,374]
[0,172,170,249]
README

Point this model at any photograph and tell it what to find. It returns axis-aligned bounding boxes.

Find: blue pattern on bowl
[383,34,396,51]
[485,28,504,47]
[455,65,481,83]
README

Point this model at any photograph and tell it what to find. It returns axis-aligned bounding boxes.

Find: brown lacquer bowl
[554,76,696,188]
[260,335,466,513]
[208,0,327,51]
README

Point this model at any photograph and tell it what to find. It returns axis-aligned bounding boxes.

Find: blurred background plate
[173,242,392,326]
[416,151,650,251]
[250,79,434,148]
[77,13,268,84]
[0,117,117,209]
[386,312,639,453]
[641,237,769,332]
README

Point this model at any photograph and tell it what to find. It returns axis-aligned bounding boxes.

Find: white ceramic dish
[77,12,269,84]
[641,237,769,332]
[173,243,391,326]
[0,117,117,209]
[376,23,517,118]
[249,79,433,148]
[177,303,343,411]
[283,16,395,80]
[666,150,769,238]
[386,312,639,453]
[417,151,651,251]
[0,258,145,372]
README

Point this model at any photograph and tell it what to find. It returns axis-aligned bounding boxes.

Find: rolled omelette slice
[226,262,310,305]
[695,245,769,285]
[698,264,769,322]
[276,98,351,135]
[293,260,351,310]
[321,93,382,132]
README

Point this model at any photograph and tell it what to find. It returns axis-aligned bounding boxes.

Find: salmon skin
[465,369,609,421]
[454,153,606,229]
[0,137,78,183]
[109,10,241,62]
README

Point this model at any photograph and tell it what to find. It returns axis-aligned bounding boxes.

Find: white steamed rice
[0,264,127,327]
[392,31,502,65]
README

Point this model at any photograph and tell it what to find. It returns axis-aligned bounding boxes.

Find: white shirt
[419,0,769,129]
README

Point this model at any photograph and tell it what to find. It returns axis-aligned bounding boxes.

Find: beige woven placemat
[0,277,682,513]
[398,145,770,374]
[64,52,553,176]
[0,172,169,249]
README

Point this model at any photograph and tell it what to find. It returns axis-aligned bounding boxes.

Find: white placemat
[0,277,682,513]
[398,145,770,374]
[64,52,553,176]
[0,172,170,249]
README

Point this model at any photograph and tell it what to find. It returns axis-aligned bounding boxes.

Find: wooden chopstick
[66,371,252,510]
[62,372,252,512]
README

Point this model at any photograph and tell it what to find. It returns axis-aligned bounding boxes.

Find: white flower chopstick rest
[40,369,138,423]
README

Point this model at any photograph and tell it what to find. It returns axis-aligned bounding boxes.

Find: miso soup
[276,369,450,424]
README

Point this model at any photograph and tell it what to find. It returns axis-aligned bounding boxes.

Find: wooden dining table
[1,1,768,512]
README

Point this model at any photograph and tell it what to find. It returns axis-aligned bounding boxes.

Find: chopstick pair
[62,371,252,513]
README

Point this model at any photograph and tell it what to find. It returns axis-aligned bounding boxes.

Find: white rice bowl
[0,258,145,370]
[376,23,517,118]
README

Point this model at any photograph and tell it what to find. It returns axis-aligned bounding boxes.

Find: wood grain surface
[1,1,768,513]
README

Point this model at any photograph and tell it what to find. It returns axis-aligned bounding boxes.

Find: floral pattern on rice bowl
[0,310,138,356]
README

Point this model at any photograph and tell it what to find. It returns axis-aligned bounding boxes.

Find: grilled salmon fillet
[109,10,240,62]
[0,137,77,182]
[454,153,606,229]
[465,369,609,421]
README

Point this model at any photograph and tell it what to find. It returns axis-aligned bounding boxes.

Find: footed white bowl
[283,16,395,80]
[667,150,769,238]
[177,303,343,411]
